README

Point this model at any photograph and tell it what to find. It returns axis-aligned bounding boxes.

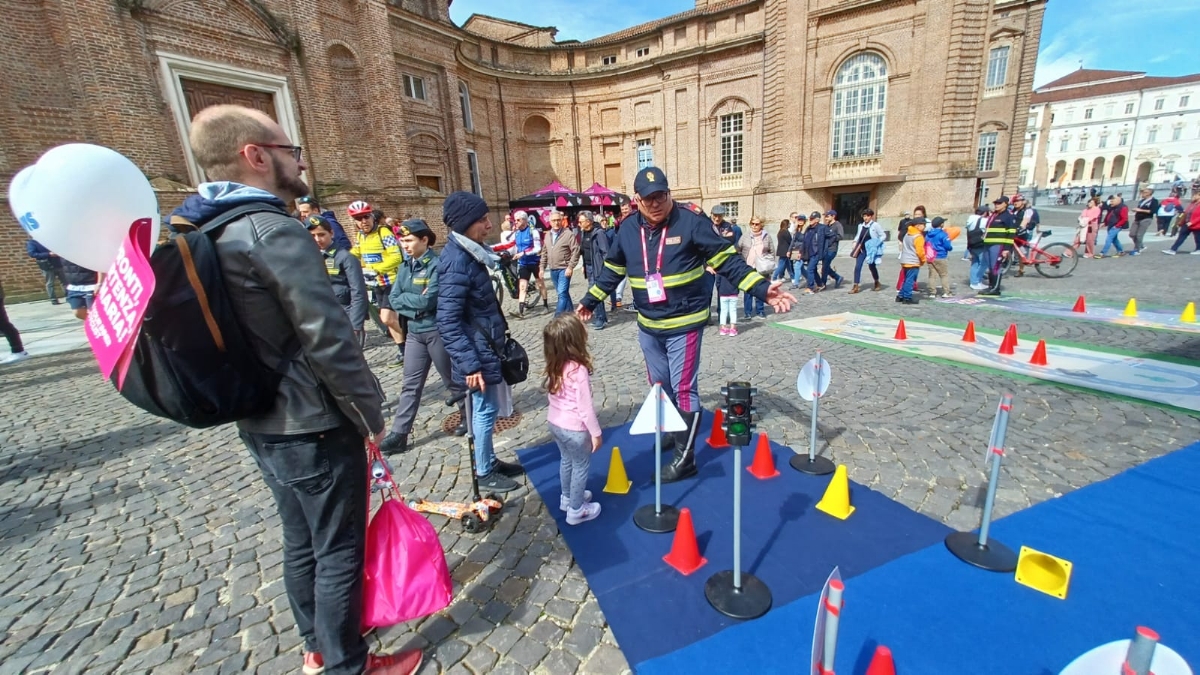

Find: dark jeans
[0,297,23,353]
[40,264,66,302]
[743,292,765,317]
[853,254,879,285]
[240,424,369,675]
[819,252,842,286]
[1170,228,1200,252]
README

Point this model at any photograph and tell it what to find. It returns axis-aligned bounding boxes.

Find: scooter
[407,389,504,533]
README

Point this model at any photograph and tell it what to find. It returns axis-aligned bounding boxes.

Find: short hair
[862,208,875,216]
[189,105,276,181]
[549,210,565,221]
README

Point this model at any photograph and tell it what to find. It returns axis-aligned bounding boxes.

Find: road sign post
[792,352,835,476]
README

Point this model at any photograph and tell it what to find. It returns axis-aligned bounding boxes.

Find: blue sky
[448,0,1200,89]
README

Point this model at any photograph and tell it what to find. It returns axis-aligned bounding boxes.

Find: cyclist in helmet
[511,210,548,317]
[348,200,406,366]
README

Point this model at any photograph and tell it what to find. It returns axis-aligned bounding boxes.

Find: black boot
[453,403,468,436]
[979,271,1002,296]
[661,411,701,483]
[381,432,409,455]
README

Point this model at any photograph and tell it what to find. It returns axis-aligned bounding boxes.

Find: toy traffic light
[721,381,757,447]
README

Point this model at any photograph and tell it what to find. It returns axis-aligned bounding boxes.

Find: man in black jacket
[183,104,421,675]
[578,210,610,329]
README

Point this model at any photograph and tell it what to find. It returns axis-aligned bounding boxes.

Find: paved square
[2,208,1198,674]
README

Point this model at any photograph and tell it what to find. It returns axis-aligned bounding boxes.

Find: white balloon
[8,143,161,272]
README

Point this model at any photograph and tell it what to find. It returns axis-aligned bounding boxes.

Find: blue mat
[639,441,1200,674]
[515,410,952,667]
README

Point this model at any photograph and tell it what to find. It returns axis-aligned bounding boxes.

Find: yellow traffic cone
[816,465,855,520]
[1182,302,1196,323]
[1123,298,1138,317]
[603,446,632,494]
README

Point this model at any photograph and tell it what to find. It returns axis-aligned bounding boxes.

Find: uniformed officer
[577,167,797,481]
[381,219,467,454]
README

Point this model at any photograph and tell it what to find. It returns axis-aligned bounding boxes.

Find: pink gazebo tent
[582,182,630,208]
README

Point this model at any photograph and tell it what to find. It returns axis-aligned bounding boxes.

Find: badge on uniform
[325,257,338,275]
[645,273,667,303]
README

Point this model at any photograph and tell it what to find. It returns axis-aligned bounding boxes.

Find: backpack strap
[197,202,290,235]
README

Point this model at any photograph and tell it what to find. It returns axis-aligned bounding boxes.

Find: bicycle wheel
[998,254,1015,278]
[1034,243,1078,278]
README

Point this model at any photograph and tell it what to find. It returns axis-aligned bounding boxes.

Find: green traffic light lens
[729,422,748,435]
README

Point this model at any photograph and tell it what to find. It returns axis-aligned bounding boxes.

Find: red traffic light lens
[731,403,747,416]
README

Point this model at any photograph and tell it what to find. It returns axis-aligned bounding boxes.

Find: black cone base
[944,531,1018,572]
[790,454,835,476]
[704,570,772,619]
[633,503,679,533]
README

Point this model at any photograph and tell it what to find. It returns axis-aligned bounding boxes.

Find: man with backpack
[166,104,422,675]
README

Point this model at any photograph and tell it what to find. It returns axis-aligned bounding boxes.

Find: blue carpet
[638,441,1200,674]
[515,410,952,667]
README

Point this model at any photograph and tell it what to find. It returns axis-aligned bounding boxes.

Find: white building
[1020,69,1200,193]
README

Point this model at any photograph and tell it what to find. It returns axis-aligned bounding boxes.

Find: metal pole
[822,580,844,674]
[977,394,1012,547]
[732,445,743,591]
[809,395,819,462]
[654,382,663,514]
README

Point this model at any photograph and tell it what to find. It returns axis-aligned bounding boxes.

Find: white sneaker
[970,283,987,291]
[565,502,601,525]
[1,351,29,365]
[1191,250,1200,255]
[1163,250,1177,255]
[560,490,593,512]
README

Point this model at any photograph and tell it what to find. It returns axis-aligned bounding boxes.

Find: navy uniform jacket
[581,202,769,335]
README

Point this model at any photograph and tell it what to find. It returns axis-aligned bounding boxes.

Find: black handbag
[472,314,529,386]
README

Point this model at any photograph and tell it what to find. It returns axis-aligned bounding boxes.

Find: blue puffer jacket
[436,233,505,386]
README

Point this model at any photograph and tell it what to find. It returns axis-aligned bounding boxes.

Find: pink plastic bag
[362,444,452,628]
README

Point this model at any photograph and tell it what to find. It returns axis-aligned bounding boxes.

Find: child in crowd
[544,314,603,525]
[898,219,927,304]
[714,262,740,336]
[924,216,953,297]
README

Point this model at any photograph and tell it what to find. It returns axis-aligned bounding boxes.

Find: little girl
[544,314,603,524]
[714,265,740,336]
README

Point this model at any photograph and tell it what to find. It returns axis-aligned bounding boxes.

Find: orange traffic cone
[663,507,707,575]
[707,408,730,449]
[894,319,907,340]
[747,434,780,479]
[962,321,976,343]
[866,645,896,675]
[1029,339,1048,366]
[1006,323,1019,346]
[1072,295,1086,313]
[998,330,1015,355]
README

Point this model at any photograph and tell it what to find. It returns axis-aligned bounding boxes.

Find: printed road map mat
[775,312,1200,413]
[936,294,1200,334]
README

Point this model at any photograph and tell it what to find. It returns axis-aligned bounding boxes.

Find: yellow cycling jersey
[350,227,402,287]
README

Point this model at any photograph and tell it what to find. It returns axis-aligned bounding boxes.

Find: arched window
[459,82,473,132]
[831,53,888,159]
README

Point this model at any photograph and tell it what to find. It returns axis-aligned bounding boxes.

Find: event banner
[85,218,156,388]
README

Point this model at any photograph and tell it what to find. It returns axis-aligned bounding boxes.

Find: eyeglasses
[352,214,372,221]
[258,143,303,161]
[641,191,671,207]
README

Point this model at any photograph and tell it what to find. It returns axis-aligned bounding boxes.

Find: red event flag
[84,218,157,387]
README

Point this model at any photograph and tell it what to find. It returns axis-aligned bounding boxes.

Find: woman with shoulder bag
[849,209,885,293]
[736,216,775,318]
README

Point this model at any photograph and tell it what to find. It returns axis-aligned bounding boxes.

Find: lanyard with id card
[641,225,668,304]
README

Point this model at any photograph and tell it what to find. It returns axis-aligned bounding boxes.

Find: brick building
[0,0,1044,297]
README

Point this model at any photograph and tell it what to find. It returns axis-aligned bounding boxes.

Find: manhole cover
[441,410,524,434]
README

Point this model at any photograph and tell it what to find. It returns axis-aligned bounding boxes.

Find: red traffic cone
[1072,295,1086,313]
[663,508,707,575]
[707,408,730,449]
[866,645,896,675]
[894,319,907,340]
[998,330,1015,355]
[1006,323,1019,346]
[962,321,976,343]
[747,434,780,479]
[1030,339,1048,366]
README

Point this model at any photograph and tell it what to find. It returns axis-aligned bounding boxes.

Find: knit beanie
[443,191,489,234]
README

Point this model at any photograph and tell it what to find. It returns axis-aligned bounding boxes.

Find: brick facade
[0,0,1044,296]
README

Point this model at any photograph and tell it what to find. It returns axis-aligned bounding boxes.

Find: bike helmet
[347,200,373,218]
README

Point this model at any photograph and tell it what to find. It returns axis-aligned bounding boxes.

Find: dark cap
[304,215,328,230]
[397,218,436,245]
[795,214,807,220]
[825,210,837,217]
[711,204,727,216]
[633,167,669,197]
[810,211,821,220]
[931,216,946,228]
[995,195,1010,204]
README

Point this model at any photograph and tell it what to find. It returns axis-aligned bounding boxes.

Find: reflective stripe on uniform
[626,265,706,290]
[636,308,708,331]
[604,261,627,276]
[589,285,609,302]
[413,277,430,285]
[737,271,763,292]
[706,246,736,269]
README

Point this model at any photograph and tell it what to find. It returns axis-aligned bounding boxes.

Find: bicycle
[488,250,541,314]
[999,228,1078,278]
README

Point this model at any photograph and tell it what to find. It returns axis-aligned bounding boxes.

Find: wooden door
[181,78,277,121]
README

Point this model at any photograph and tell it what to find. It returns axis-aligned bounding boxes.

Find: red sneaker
[365,650,424,674]
[303,651,324,675]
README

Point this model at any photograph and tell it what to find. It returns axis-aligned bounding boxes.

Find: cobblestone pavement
[2,213,1199,674]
